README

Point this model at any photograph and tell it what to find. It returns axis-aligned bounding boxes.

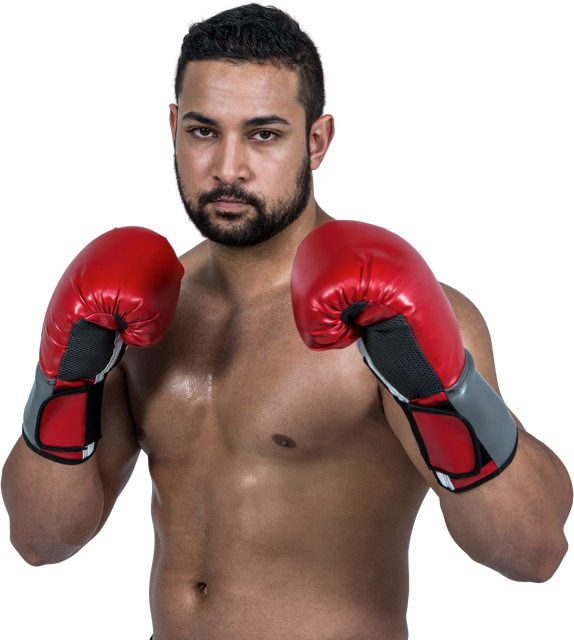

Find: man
[2,4,572,639]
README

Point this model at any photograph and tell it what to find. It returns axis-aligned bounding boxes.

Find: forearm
[1,436,105,566]
[439,429,572,582]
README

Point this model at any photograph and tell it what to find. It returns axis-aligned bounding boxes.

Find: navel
[196,582,208,596]
[271,434,296,448]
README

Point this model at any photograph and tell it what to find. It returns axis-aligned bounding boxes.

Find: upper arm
[440,283,500,393]
[439,283,524,431]
[93,364,141,535]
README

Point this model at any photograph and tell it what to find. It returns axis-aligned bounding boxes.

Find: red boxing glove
[23,227,183,464]
[291,220,517,492]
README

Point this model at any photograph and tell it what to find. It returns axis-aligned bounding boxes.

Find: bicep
[94,364,141,534]
[440,283,525,431]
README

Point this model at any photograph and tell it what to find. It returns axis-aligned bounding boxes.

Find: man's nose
[211,136,251,184]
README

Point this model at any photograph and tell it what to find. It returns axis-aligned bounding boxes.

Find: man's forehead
[178,60,303,120]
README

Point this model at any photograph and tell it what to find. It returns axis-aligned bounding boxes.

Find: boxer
[3,5,571,640]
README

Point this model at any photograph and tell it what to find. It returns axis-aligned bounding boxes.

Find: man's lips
[212,200,249,212]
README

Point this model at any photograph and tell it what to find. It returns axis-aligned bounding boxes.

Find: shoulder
[440,283,489,338]
[179,239,210,280]
[176,240,215,303]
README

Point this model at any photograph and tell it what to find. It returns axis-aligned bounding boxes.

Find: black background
[0,3,573,640]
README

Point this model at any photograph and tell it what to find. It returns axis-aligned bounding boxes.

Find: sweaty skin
[114,236,428,639]
[99,61,427,638]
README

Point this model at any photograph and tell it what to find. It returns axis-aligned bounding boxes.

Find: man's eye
[192,127,215,138]
[190,127,278,142]
[253,130,275,141]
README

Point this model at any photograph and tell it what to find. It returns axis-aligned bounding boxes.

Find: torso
[122,241,428,640]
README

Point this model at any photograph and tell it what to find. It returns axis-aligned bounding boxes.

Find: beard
[174,153,312,248]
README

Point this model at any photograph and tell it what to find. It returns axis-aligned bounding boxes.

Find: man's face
[171,60,312,247]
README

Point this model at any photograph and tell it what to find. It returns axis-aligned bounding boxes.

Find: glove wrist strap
[22,363,104,465]
[359,338,518,492]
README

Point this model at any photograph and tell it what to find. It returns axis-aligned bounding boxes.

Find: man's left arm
[291,220,572,583]
[381,283,572,583]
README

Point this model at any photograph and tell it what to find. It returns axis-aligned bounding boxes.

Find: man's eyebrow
[181,111,219,126]
[179,112,291,128]
[243,115,291,127]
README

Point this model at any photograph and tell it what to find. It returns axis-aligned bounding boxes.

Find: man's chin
[187,211,262,247]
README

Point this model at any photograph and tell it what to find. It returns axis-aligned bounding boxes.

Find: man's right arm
[2,365,139,566]
[1,226,183,566]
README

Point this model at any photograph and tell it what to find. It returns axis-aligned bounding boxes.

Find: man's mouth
[212,199,249,212]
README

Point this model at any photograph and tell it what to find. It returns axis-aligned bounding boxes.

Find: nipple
[136,428,146,442]
[271,434,296,448]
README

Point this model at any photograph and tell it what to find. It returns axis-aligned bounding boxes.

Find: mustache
[173,155,265,210]
[197,184,264,209]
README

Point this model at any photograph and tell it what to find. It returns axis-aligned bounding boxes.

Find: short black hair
[175,4,325,136]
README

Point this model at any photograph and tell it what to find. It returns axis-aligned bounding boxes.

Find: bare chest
[123,288,427,636]
[123,291,390,462]
[120,285,429,557]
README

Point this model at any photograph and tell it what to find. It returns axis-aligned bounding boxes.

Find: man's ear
[309,114,335,170]
[169,104,178,148]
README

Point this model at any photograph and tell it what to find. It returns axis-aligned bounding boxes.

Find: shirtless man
[2,5,572,639]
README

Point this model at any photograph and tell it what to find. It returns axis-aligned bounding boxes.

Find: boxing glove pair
[25,220,517,492]
[292,221,518,492]
[22,227,183,464]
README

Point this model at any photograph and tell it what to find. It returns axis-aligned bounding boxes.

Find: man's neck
[205,201,331,304]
